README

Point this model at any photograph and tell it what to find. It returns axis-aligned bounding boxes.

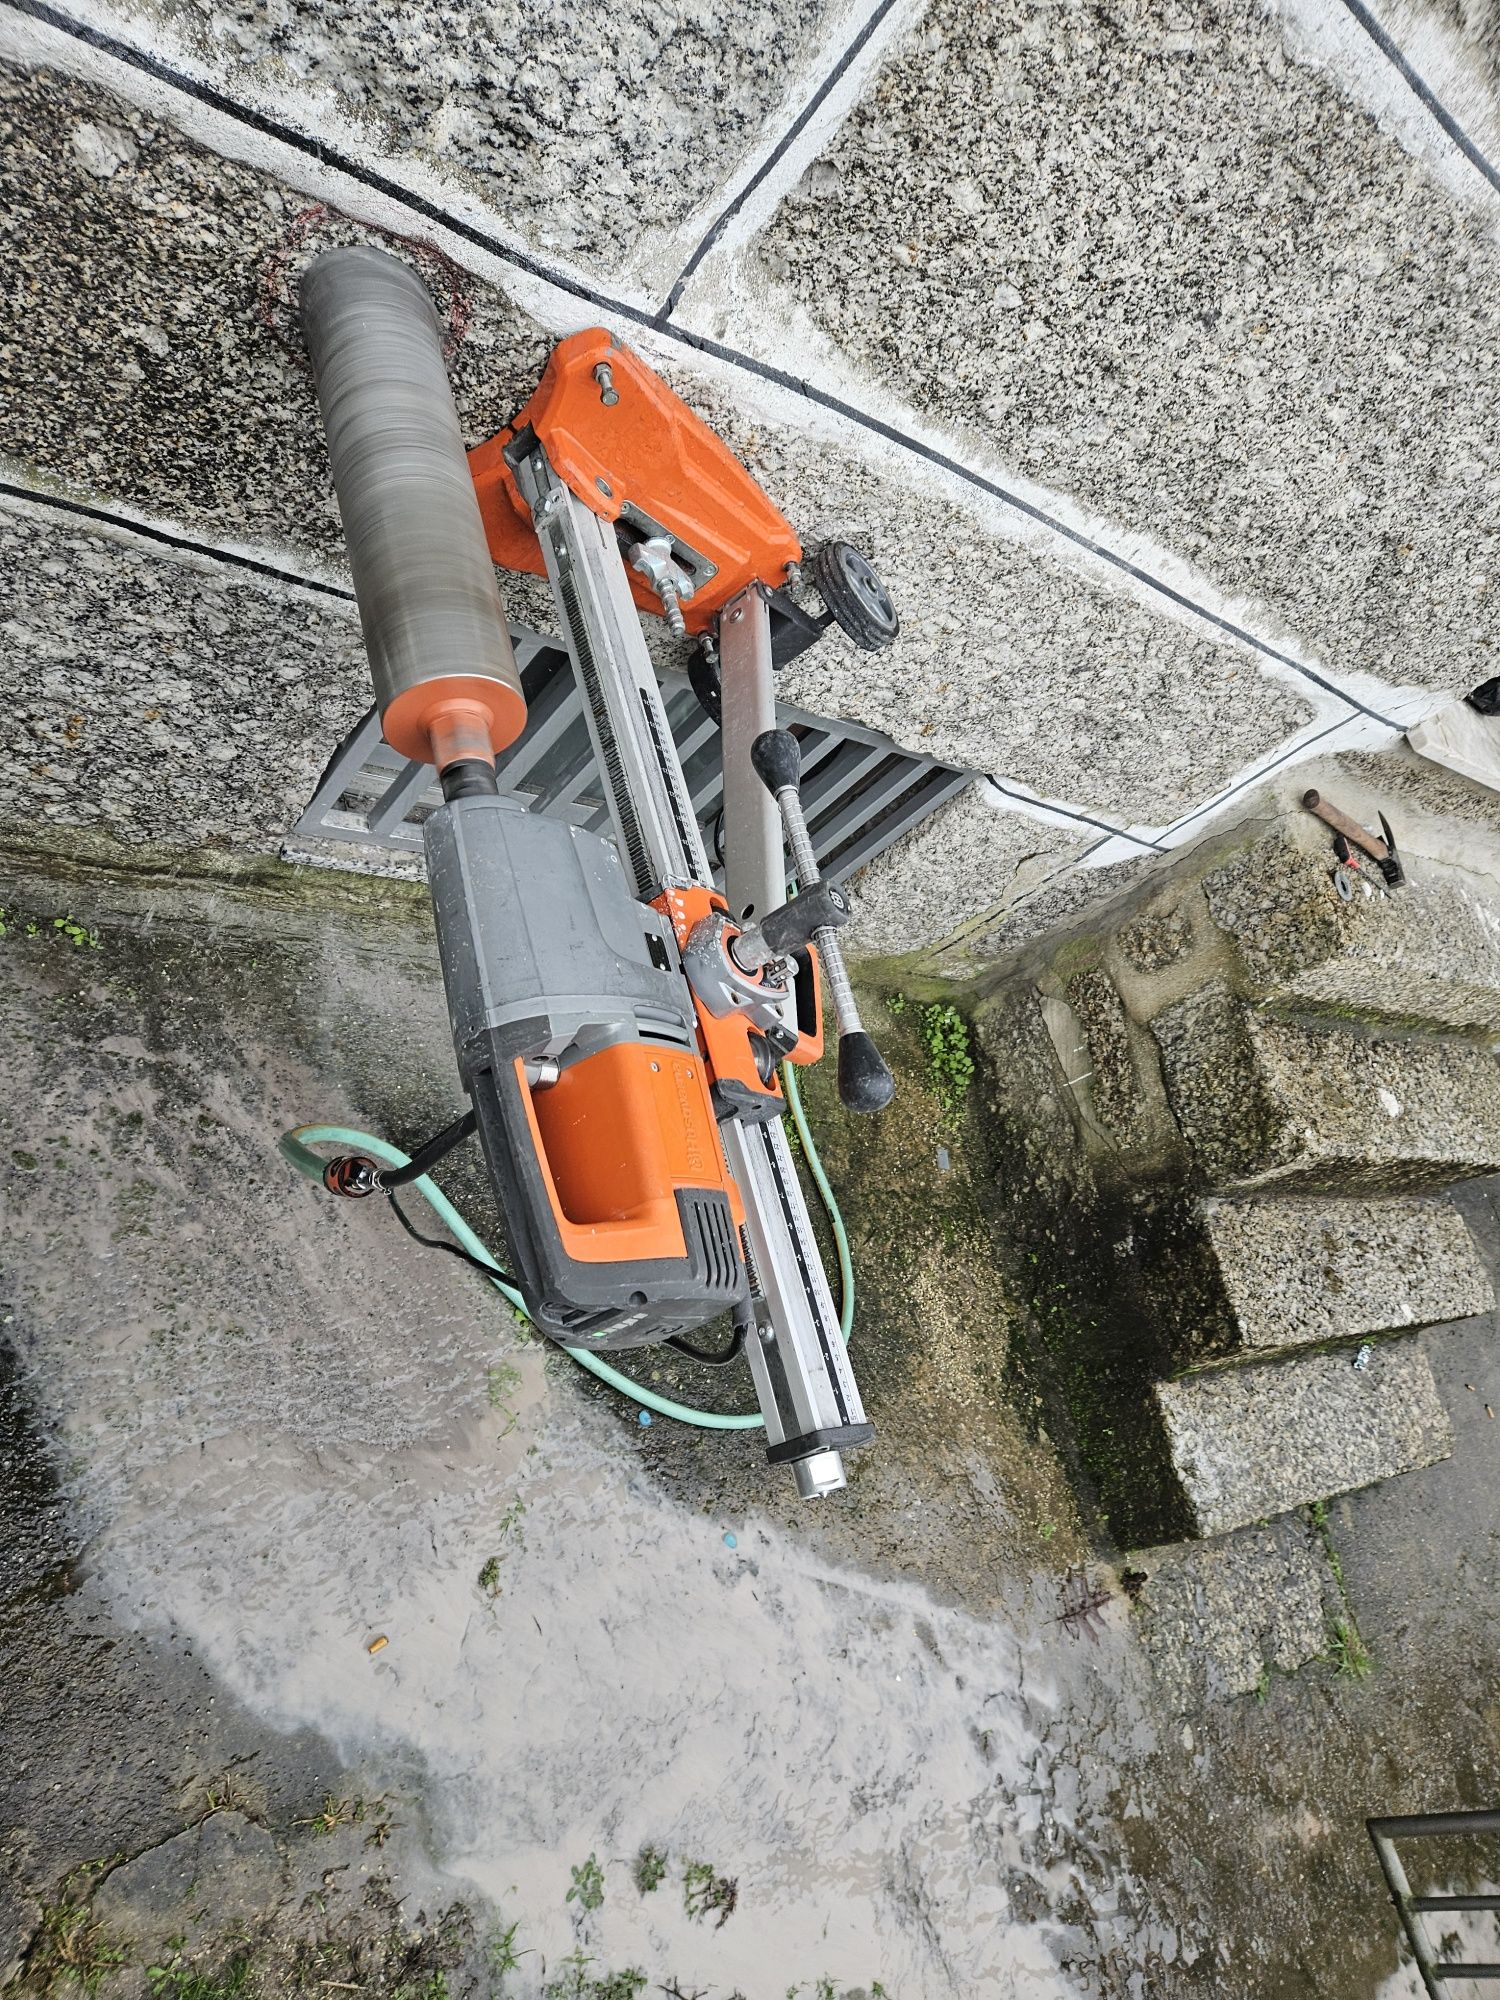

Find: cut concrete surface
[1152,981,1500,1191]
[0,61,548,560]
[1193,1193,1494,1358]
[1201,829,1500,1033]
[664,363,1320,818]
[1409,696,1500,793]
[0,54,1323,835]
[760,0,1500,696]
[1155,1334,1453,1538]
[3,0,1493,969]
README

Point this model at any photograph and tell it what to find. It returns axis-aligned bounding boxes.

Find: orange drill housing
[469,330,802,634]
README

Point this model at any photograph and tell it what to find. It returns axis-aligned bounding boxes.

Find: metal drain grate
[293,623,971,885]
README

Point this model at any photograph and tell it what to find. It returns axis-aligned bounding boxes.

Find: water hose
[278,1064,852,1432]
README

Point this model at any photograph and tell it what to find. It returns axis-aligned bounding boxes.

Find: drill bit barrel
[300,246,525,773]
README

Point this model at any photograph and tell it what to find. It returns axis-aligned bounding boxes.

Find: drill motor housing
[426,796,744,1350]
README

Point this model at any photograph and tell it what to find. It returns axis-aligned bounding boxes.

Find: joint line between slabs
[657,0,907,320]
[0,477,355,600]
[1335,0,1500,199]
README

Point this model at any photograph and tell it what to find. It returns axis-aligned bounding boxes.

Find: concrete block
[958,850,1163,967]
[1150,1194,1495,1366]
[1201,832,1500,1032]
[0,502,370,847]
[0,61,549,561]
[1116,907,1194,975]
[759,0,1500,696]
[1065,967,1141,1138]
[843,781,1081,959]
[1409,698,1500,795]
[90,0,840,286]
[1151,981,1500,1190]
[2,59,1316,838]
[1131,1518,1331,1709]
[1336,747,1500,840]
[1155,1334,1452,1538]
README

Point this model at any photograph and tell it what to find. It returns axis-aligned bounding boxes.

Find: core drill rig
[299,247,899,1499]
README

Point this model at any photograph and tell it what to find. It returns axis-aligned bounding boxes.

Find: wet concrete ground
[1,832,1498,1998]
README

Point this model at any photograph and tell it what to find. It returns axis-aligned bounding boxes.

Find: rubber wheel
[808,542,900,652]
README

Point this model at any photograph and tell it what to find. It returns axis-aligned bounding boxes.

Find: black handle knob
[751,727,802,796]
[756,880,850,956]
[837,1029,895,1115]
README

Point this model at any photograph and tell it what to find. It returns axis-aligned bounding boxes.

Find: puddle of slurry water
[81,1365,1134,1997]
[0,911,1164,1994]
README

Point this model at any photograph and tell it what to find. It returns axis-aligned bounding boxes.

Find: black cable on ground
[385,1186,510,1279]
[381,1106,478,1187]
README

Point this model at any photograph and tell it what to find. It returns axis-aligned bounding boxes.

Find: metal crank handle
[750,728,895,1114]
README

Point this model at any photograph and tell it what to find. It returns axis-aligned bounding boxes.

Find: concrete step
[1154,1334,1453,1539]
[1199,831,1500,1035]
[1144,1193,1495,1369]
[1151,981,1500,1191]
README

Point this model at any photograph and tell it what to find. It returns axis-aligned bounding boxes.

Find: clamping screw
[657,574,687,640]
[594,362,620,407]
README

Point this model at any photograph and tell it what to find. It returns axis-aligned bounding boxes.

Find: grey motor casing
[423,796,743,1349]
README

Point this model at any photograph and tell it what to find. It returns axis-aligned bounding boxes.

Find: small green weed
[633,1845,667,1893]
[566,1851,605,1914]
[1253,1662,1272,1704]
[479,1500,526,1596]
[487,1360,522,1428]
[294,1793,377,1836]
[145,1951,250,1998]
[1308,1502,1370,1680]
[53,916,101,950]
[543,1949,646,2000]
[1327,1618,1373,1681]
[916,1003,974,1116]
[682,1859,738,1928]
[485,1919,530,1983]
[27,1888,130,1993]
[392,1977,449,2000]
[201,1771,255,1818]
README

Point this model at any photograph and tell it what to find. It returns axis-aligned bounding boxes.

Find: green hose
[278,1066,851,1432]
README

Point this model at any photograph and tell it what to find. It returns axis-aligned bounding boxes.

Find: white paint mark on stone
[1378,1087,1405,1118]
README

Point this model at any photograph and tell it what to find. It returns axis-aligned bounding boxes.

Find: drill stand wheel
[807,541,900,653]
